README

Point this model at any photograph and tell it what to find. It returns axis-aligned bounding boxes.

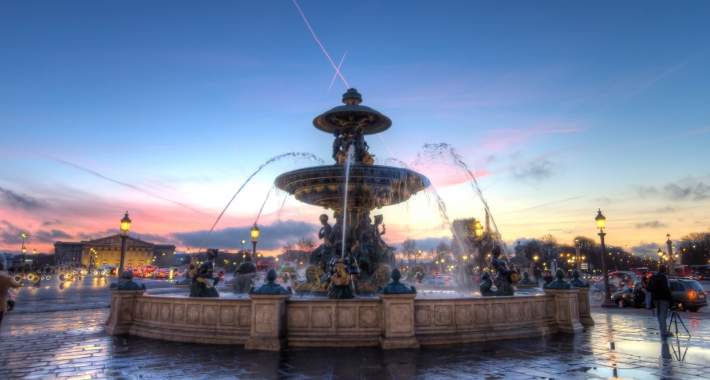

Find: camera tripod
[668,309,690,338]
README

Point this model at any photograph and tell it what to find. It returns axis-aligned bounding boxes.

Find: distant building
[54,235,176,268]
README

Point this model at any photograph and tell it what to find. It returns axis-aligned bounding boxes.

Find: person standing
[0,263,23,329]
[641,273,652,309]
[647,265,673,339]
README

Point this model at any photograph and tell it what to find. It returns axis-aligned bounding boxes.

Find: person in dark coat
[648,265,673,340]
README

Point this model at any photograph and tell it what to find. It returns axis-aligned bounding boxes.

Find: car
[421,275,456,287]
[592,271,639,293]
[690,265,710,281]
[612,279,708,312]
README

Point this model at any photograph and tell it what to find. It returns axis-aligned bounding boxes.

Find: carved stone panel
[120,298,133,321]
[239,306,252,327]
[150,303,159,320]
[173,304,185,323]
[534,301,545,319]
[390,304,412,333]
[336,307,356,328]
[186,305,200,324]
[545,300,554,319]
[522,301,533,319]
[414,306,431,326]
[474,304,489,325]
[289,307,309,328]
[219,306,235,326]
[505,302,521,322]
[141,302,150,321]
[203,305,217,325]
[455,305,473,326]
[312,307,333,328]
[160,304,171,321]
[434,305,453,326]
[255,304,277,334]
[358,306,379,328]
[492,304,505,322]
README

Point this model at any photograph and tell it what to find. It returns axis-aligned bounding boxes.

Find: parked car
[612,279,708,312]
[421,275,456,287]
[592,271,639,293]
[690,265,710,281]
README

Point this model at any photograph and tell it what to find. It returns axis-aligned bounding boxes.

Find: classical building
[54,235,176,268]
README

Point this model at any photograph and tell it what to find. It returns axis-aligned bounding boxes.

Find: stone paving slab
[1,308,710,379]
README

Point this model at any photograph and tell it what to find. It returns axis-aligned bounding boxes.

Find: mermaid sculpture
[491,246,516,296]
[309,214,333,266]
[189,249,220,297]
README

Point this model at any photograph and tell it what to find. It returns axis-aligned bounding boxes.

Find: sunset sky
[1,1,709,257]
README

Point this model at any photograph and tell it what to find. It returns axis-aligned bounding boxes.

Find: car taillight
[689,291,696,299]
[446,283,450,286]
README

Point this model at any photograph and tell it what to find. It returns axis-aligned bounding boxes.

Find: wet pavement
[2,307,710,379]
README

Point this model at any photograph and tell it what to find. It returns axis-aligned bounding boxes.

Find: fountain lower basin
[106,287,591,349]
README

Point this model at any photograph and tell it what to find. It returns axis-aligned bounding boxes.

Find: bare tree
[402,239,416,264]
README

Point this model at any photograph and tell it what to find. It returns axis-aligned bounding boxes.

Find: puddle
[613,340,710,366]
[578,366,656,379]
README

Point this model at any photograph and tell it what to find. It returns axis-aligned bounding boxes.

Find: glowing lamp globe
[250,224,260,243]
[120,212,132,234]
[595,209,606,230]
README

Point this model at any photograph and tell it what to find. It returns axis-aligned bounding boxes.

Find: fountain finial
[342,88,362,106]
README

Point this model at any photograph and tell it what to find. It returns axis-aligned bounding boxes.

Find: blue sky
[1,1,709,256]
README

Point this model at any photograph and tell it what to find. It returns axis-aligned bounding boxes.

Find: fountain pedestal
[245,294,292,351]
[106,289,145,335]
[543,288,584,334]
[378,293,420,349]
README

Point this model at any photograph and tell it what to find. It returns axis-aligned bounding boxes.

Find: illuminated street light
[666,233,675,276]
[118,212,131,276]
[250,223,260,261]
[595,209,614,307]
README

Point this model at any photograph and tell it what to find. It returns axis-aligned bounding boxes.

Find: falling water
[426,185,467,261]
[341,145,355,258]
[412,143,509,258]
[197,152,324,253]
[254,186,274,224]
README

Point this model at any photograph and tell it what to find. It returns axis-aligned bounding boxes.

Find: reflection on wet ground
[2,308,710,379]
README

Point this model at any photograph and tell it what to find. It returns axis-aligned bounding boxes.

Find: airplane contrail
[328,52,347,92]
[292,0,349,88]
[496,196,586,216]
[48,157,206,215]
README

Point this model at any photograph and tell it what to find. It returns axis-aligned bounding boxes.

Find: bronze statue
[373,214,394,267]
[479,272,499,297]
[332,129,342,163]
[352,211,381,277]
[233,254,257,294]
[326,251,360,299]
[491,246,515,296]
[309,214,333,266]
[190,249,219,297]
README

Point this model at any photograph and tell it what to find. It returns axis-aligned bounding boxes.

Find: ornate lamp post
[666,233,675,277]
[118,212,131,276]
[474,220,484,272]
[595,209,615,307]
[241,239,246,253]
[250,223,260,262]
[20,232,27,269]
[574,238,582,272]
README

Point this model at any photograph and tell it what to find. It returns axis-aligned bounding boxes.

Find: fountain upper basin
[275,164,430,211]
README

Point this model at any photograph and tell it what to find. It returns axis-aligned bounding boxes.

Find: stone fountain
[105,88,592,350]
[277,88,430,296]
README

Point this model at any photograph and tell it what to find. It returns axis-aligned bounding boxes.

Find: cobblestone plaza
[2,308,710,379]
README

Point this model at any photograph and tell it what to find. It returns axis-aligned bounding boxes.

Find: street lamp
[241,239,246,253]
[250,223,260,262]
[118,212,131,276]
[20,232,27,269]
[666,233,675,276]
[574,238,581,272]
[474,220,484,271]
[595,209,614,307]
